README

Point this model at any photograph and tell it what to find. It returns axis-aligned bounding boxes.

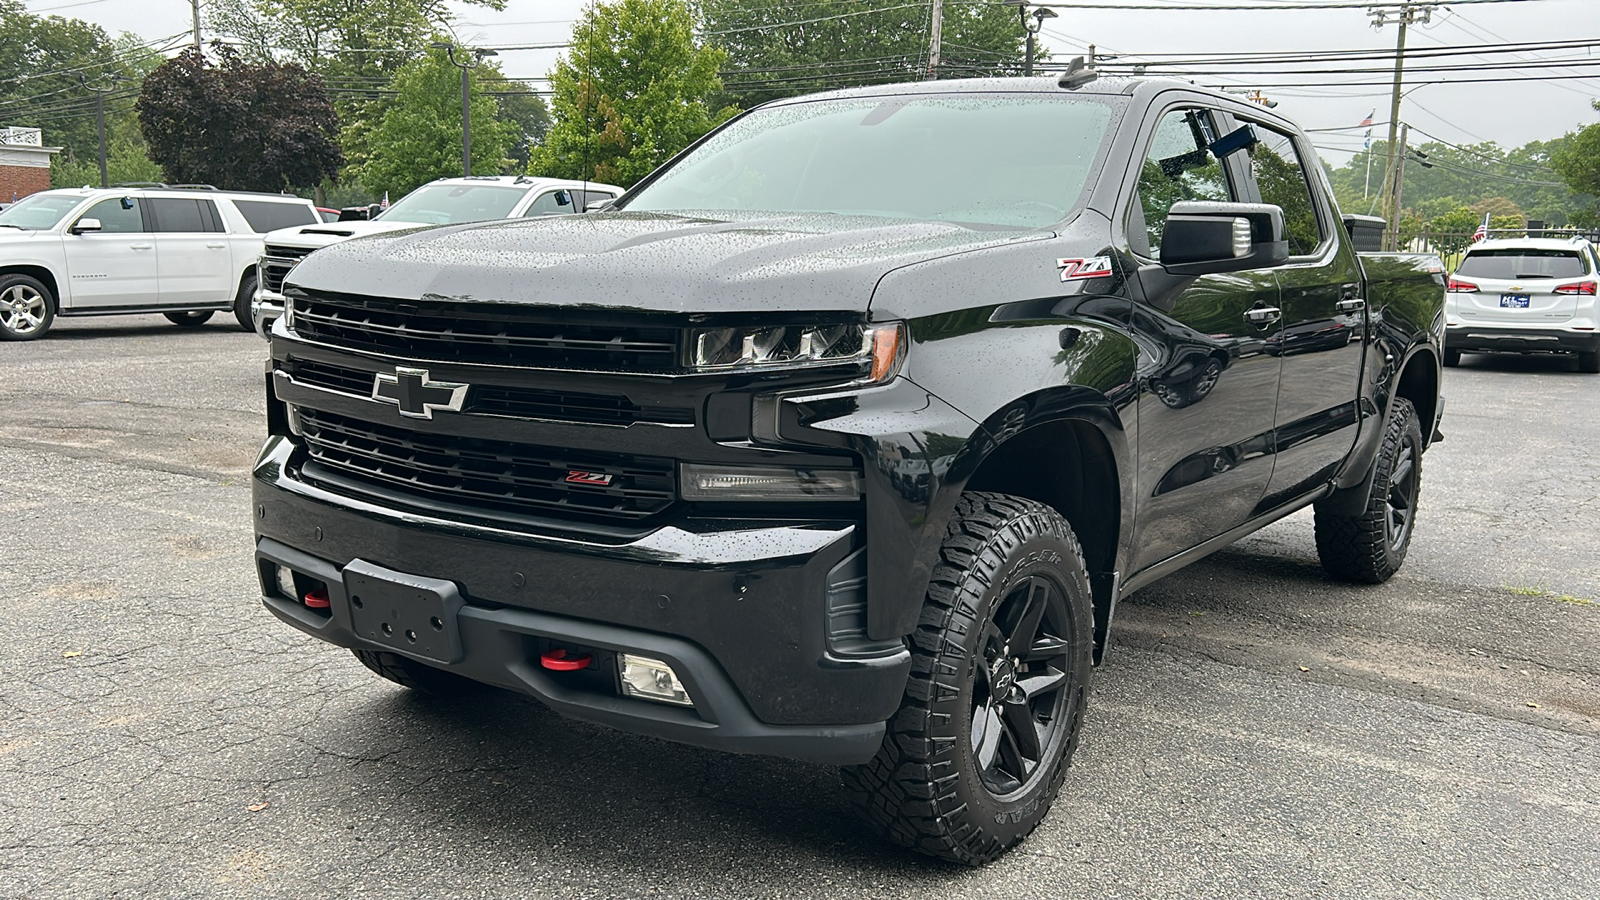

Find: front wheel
[1314,397,1423,583]
[843,492,1094,865]
[1442,348,1461,367]
[163,310,214,327]
[350,648,482,697]
[232,271,258,332]
[0,273,55,340]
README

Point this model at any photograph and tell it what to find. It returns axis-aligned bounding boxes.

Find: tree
[0,1,150,167]
[700,0,1027,109]
[342,45,512,195]
[532,0,734,187]
[137,45,343,192]
[482,71,551,173]
[1551,105,1600,224]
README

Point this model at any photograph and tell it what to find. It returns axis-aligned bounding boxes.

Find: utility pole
[928,0,943,79]
[433,42,498,177]
[1390,122,1410,247]
[1371,1,1434,250]
[81,75,123,189]
[190,0,201,50]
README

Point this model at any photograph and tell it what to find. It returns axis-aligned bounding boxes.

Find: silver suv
[1445,236,1600,372]
[0,185,318,340]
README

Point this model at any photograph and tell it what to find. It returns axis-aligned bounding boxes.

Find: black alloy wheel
[1313,397,1424,584]
[971,575,1073,798]
[845,492,1093,865]
[163,310,214,327]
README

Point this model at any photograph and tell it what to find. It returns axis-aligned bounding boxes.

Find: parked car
[1445,236,1600,372]
[250,176,623,336]
[0,185,319,339]
[251,76,1445,864]
[315,207,341,223]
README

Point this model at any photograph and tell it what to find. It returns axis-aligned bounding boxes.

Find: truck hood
[0,228,54,244]
[264,219,424,250]
[284,211,1052,314]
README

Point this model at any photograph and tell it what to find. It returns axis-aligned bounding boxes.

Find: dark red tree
[136,45,342,192]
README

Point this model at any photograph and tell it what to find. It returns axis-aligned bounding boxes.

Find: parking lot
[2,315,1598,898]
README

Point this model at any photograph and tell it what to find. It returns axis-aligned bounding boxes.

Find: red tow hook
[540,648,593,671]
[303,586,331,609]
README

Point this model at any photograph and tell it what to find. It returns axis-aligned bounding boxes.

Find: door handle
[205,242,226,249]
[130,243,153,250]
[1337,297,1366,313]
[1244,306,1281,326]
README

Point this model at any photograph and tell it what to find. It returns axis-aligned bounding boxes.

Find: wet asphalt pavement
[1,316,1597,898]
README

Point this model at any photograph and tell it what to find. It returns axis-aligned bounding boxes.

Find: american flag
[1472,212,1491,243]
[1358,110,1375,128]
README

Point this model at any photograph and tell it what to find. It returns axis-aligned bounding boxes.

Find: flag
[381,191,389,210]
[1364,129,1372,150]
[1358,109,1375,128]
[1472,212,1491,243]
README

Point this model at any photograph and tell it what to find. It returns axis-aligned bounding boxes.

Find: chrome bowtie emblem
[371,367,468,419]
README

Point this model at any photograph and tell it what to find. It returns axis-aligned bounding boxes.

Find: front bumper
[252,289,285,339]
[252,436,910,765]
[1446,324,1600,355]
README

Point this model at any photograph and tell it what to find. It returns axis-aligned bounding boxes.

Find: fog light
[680,464,861,502]
[617,654,694,707]
[274,564,297,601]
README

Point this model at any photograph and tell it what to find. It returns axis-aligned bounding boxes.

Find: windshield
[378,184,528,225]
[624,93,1120,229]
[0,192,86,231]
[1456,248,1589,280]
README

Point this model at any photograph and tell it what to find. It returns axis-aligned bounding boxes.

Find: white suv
[252,175,622,336]
[1445,236,1600,373]
[0,185,319,340]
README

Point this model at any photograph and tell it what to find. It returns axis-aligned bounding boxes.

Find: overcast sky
[17,0,1599,167]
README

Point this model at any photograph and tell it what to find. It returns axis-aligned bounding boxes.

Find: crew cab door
[1121,105,1285,573]
[1234,118,1367,502]
[59,196,158,309]
[149,197,233,307]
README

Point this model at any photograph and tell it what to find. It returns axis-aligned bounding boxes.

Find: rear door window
[1246,125,1324,256]
[1456,249,1588,280]
[233,199,317,232]
[148,198,214,233]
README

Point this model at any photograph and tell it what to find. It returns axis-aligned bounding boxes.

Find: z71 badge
[1056,256,1114,282]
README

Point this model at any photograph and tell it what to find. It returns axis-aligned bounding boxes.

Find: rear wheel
[1578,349,1600,374]
[163,310,214,327]
[1442,348,1461,367]
[0,273,55,341]
[351,648,482,696]
[843,492,1093,865]
[232,271,258,332]
[1314,397,1423,584]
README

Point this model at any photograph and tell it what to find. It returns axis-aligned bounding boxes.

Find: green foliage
[1426,205,1483,258]
[483,72,551,172]
[533,0,734,187]
[1550,110,1600,224]
[50,130,161,188]
[700,0,1027,108]
[1327,136,1592,228]
[0,1,155,167]
[342,46,511,195]
[137,45,343,191]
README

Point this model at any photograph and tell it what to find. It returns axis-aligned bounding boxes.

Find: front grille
[298,409,676,522]
[288,291,682,371]
[285,360,695,427]
[262,245,315,293]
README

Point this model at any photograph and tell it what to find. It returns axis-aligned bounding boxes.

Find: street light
[1006,2,1058,76]
[432,41,499,177]
[80,74,126,189]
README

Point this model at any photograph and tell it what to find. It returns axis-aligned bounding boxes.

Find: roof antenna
[1058,56,1098,90]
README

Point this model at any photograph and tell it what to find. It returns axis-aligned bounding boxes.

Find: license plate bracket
[1499,293,1531,308]
[342,559,465,664]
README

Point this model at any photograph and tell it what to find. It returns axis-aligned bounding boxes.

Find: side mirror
[70,218,103,235]
[554,189,573,207]
[1160,202,1288,276]
[584,197,614,213]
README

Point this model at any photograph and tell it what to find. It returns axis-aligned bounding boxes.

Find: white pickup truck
[252,175,622,336]
[0,185,319,340]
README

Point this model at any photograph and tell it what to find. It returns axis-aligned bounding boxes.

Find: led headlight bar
[687,321,904,382]
[680,464,862,502]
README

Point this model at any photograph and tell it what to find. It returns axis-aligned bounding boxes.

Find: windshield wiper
[0,223,26,230]
[1513,273,1554,279]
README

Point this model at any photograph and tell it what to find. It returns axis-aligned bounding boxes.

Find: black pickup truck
[252,75,1445,864]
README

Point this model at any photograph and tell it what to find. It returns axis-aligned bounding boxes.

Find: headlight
[687,321,905,382]
[680,464,862,502]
